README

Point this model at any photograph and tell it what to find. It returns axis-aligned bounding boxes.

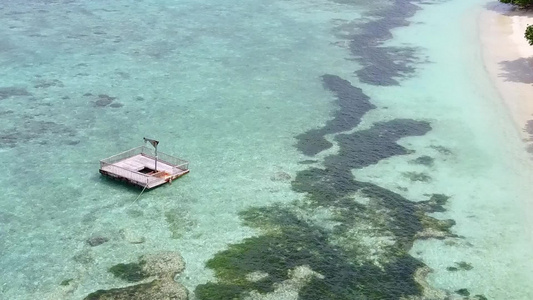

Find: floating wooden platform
[99,146,189,189]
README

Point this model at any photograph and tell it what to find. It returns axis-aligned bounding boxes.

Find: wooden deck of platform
[100,153,189,189]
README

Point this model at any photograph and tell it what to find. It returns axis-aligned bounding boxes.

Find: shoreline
[479,2,533,147]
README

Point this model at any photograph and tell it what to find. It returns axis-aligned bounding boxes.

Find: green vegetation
[411,155,434,166]
[195,207,426,300]
[84,280,160,300]
[499,0,533,44]
[60,279,74,286]
[430,145,452,155]
[108,262,148,282]
[499,0,533,8]
[447,261,473,272]
[86,252,187,300]
[194,189,456,300]
[193,112,451,298]
[456,288,470,296]
[402,171,432,182]
[526,25,533,45]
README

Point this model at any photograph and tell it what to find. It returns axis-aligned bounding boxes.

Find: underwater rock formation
[270,171,291,182]
[410,155,435,166]
[447,261,473,272]
[84,279,187,300]
[86,236,109,247]
[245,265,324,300]
[84,251,187,300]
[93,94,117,107]
[119,228,146,244]
[0,86,31,100]
[403,171,432,182]
[141,252,185,277]
[33,79,64,89]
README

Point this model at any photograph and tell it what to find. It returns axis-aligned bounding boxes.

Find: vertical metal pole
[155,145,158,172]
[143,137,159,172]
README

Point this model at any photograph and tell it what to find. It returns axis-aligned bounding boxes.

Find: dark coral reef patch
[0,120,78,148]
[0,86,32,100]
[295,74,375,156]
[195,186,455,299]
[108,262,148,283]
[194,2,458,297]
[332,0,426,85]
[195,73,457,299]
[447,261,473,272]
[86,252,187,300]
[93,94,117,107]
[411,155,435,166]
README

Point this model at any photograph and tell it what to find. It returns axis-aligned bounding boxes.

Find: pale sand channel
[480,2,533,146]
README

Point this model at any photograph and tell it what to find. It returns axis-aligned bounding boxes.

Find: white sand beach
[479,3,533,288]
[480,3,533,144]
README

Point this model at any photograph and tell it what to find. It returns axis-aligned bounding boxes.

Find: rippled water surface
[1,0,533,299]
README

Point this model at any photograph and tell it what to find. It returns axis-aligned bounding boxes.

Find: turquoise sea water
[1,0,533,299]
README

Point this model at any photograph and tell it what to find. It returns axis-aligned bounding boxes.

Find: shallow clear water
[1,0,532,299]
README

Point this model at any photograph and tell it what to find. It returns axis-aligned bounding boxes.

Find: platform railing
[100,146,189,180]
[173,162,189,175]
[100,146,144,166]
[140,146,189,174]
